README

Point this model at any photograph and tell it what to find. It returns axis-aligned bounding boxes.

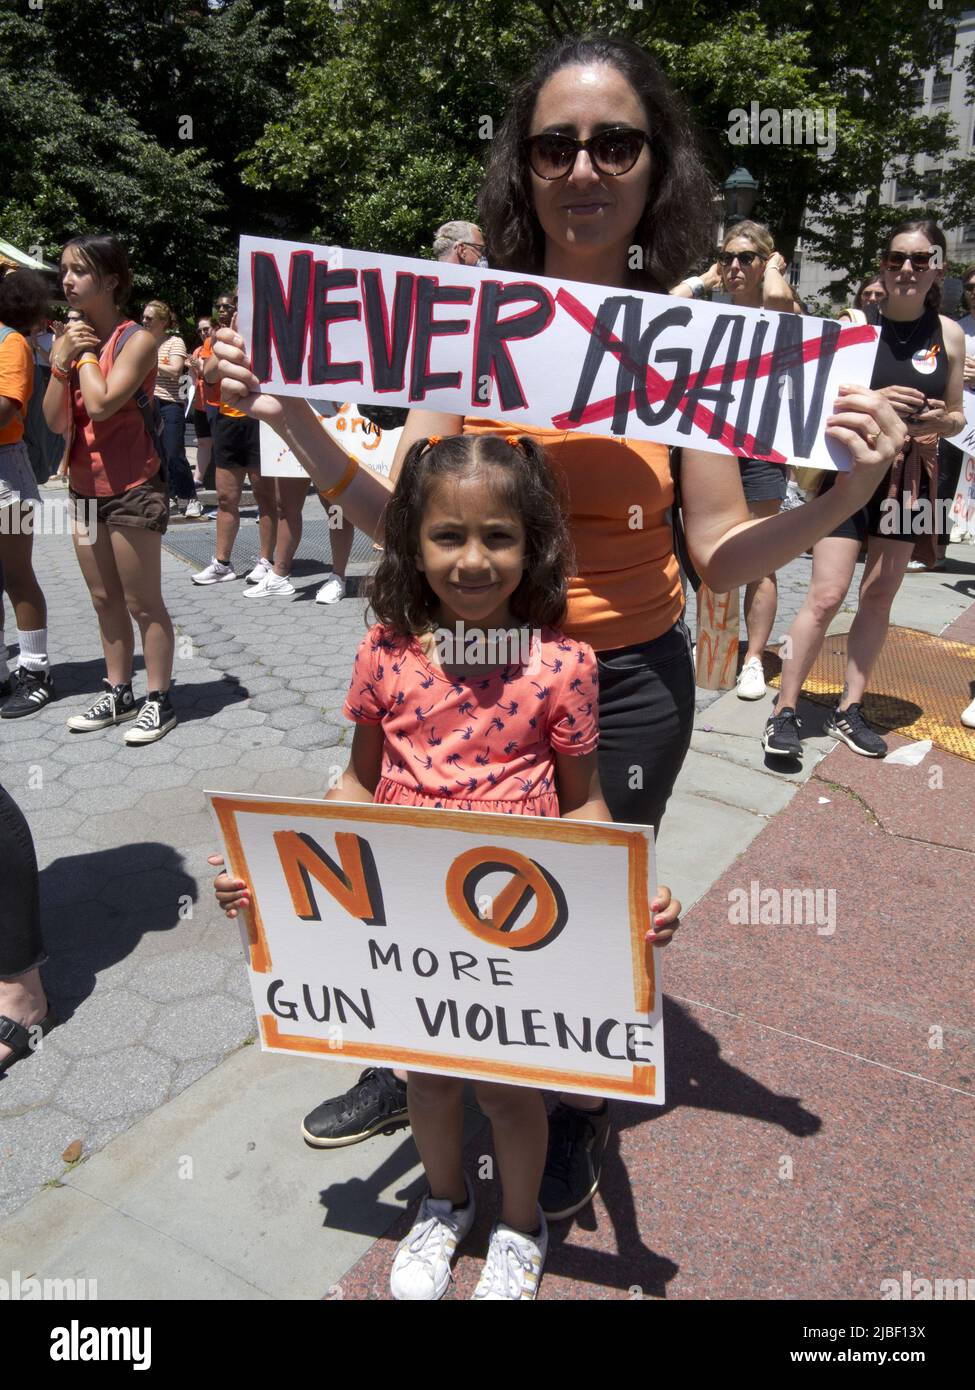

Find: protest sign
[260,401,403,478]
[237,234,880,469]
[951,451,975,540]
[946,388,975,452]
[207,793,664,1103]
[695,585,741,690]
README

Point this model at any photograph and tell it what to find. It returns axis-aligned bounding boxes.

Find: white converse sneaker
[472,1212,548,1301]
[315,574,346,604]
[736,656,767,700]
[390,1176,475,1301]
[245,557,273,584]
[243,569,296,598]
[192,558,237,585]
[184,499,205,519]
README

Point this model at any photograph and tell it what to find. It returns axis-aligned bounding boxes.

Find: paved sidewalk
[1,498,973,1298]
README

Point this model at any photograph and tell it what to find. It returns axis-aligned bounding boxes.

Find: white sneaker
[245,557,272,584]
[736,656,766,700]
[472,1212,548,1301]
[962,697,975,729]
[315,574,346,604]
[243,569,296,598]
[390,1177,475,1301]
[184,499,205,519]
[191,558,237,585]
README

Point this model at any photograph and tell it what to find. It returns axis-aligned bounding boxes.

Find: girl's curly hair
[368,434,574,639]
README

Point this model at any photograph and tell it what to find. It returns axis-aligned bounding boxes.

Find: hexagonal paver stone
[208,707,267,728]
[0,1036,73,1114]
[44,991,158,1059]
[98,866,191,911]
[267,705,328,732]
[0,1108,81,1209]
[143,995,255,1061]
[249,689,304,713]
[63,762,123,790]
[127,951,230,1004]
[284,722,345,749]
[55,1046,174,1121]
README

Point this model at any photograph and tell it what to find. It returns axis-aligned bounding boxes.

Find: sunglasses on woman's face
[884,250,938,270]
[717,251,764,267]
[524,127,651,180]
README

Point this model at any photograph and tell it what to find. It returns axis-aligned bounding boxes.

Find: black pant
[0,782,43,977]
[157,399,196,501]
[595,618,696,835]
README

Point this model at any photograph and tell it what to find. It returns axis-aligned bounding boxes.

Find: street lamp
[722,166,760,226]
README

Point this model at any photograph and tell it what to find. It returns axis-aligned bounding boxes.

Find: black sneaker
[123,690,177,745]
[0,676,10,701]
[762,705,803,760]
[825,703,887,757]
[0,667,54,719]
[539,1101,611,1220]
[302,1067,410,1148]
[66,680,138,732]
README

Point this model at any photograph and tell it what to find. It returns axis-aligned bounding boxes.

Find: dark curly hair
[368,434,574,639]
[478,32,714,292]
[0,269,51,334]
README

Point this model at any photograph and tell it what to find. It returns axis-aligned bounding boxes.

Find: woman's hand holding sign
[824,384,908,497]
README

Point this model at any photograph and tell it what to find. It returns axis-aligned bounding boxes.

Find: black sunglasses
[717,251,765,267]
[884,250,939,270]
[524,127,651,180]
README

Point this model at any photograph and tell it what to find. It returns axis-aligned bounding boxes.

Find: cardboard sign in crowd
[208,794,665,1104]
[237,234,881,470]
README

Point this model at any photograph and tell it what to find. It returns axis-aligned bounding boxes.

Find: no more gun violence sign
[237,233,880,468]
[207,794,665,1103]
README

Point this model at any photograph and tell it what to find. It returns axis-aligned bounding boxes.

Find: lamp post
[722,166,760,229]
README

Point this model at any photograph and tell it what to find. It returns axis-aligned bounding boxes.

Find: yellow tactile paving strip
[768,626,975,762]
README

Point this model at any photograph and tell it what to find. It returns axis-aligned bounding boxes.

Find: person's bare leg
[741,500,780,664]
[249,473,277,564]
[474,1081,548,1233]
[407,1071,467,1205]
[0,528,46,632]
[273,478,308,576]
[838,537,913,709]
[111,526,175,692]
[0,966,47,1065]
[214,466,243,566]
[194,436,212,487]
[327,505,354,578]
[72,516,134,685]
[777,536,861,709]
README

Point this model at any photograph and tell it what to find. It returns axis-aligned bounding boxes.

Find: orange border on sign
[260,1015,657,1099]
[210,795,656,1097]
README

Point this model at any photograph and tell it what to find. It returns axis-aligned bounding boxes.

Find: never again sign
[237,234,880,468]
[207,793,664,1103]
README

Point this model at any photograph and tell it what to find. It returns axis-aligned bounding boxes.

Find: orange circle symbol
[445,847,559,949]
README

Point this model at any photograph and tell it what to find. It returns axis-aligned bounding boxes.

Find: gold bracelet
[76,354,100,369]
[319,455,359,500]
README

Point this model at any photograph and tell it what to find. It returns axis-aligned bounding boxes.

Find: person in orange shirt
[0,270,54,718]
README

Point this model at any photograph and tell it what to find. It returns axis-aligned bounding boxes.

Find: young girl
[42,234,178,743]
[211,432,680,1300]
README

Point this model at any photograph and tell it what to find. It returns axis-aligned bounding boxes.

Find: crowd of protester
[2,29,974,1300]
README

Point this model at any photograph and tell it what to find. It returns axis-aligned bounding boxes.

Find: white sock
[0,619,8,679]
[17,628,49,672]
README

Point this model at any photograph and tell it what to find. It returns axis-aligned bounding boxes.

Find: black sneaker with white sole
[0,667,54,719]
[302,1066,409,1147]
[123,690,177,745]
[824,703,887,757]
[539,1101,611,1220]
[66,680,138,733]
[762,705,803,760]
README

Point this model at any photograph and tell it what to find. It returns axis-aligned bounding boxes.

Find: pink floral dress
[343,625,599,815]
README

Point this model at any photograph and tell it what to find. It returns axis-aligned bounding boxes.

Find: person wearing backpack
[0,269,55,719]
[42,234,177,744]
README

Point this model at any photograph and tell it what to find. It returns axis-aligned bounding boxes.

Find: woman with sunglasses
[767,219,964,761]
[141,300,201,517]
[211,33,905,1232]
[708,221,800,699]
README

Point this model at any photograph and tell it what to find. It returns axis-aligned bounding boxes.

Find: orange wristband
[319,455,359,500]
[76,354,100,370]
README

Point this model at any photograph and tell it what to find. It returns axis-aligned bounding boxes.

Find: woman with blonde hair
[141,298,200,515]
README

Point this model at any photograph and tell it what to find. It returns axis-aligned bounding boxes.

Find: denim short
[0,440,42,510]
[595,618,696,834]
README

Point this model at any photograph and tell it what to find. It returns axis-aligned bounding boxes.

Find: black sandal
[0,1013,56,1072]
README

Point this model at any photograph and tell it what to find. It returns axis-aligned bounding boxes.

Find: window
[963,225,975,244]
[919,170,943,199]
[932,73,952,103]
[895,176,919,203]
[910,77,925,105]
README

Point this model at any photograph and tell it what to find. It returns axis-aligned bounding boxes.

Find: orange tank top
[462,418,683,652]
[68,322,158,498]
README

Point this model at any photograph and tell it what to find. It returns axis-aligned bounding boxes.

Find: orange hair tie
[427,435,441,447]
[505,434,522,449]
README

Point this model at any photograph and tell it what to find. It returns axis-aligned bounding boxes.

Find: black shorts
[69,471,169,534]
[0,782,44,977]
[213,413,260,472]
[739,456,787,504]
[194,408,211,440]
[820,468,923,544]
